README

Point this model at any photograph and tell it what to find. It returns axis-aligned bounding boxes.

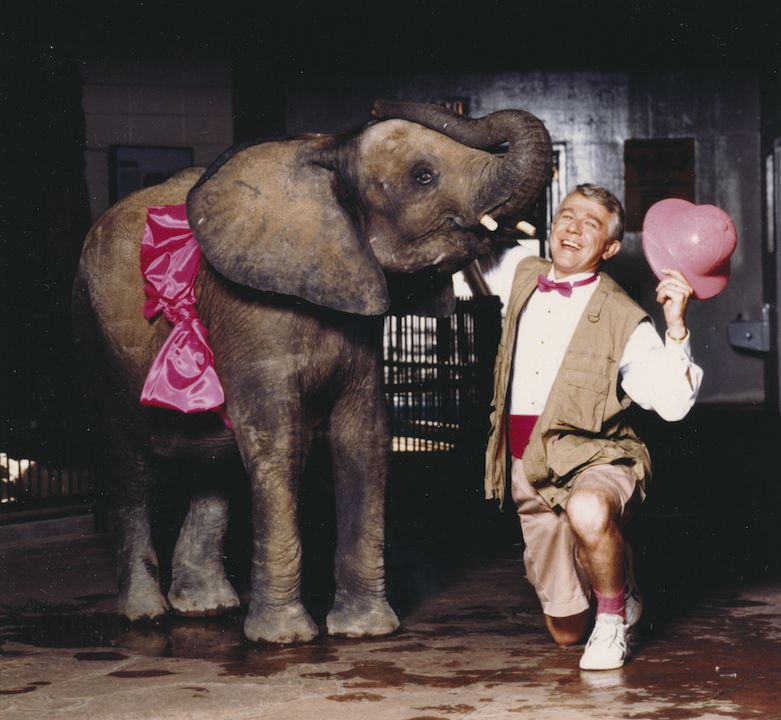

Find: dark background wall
[3,3,777,435]
[285,67,767,404]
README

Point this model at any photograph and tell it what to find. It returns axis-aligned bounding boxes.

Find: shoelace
[587,615,627,650]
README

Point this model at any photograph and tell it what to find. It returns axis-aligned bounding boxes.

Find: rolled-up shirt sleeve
[619,319,703,421]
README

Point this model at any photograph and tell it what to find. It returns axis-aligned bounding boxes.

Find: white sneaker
[579,613,628,670]
[624,544,643,628]
[624,582,643,628]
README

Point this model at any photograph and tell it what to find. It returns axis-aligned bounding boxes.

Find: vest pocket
[554,351,612,432]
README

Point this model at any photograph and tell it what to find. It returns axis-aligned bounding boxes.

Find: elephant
[71,99,552,644]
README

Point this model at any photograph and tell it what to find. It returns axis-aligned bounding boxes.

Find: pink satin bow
[140,204,231,428]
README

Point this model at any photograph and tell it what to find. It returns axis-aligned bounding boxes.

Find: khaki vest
[484,256,652,509]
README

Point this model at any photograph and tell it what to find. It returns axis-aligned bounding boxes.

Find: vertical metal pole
[773,140,781,412]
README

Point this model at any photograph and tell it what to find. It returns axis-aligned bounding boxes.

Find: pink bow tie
[536,273,597,297]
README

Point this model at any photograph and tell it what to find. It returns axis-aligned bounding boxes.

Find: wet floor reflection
[2,576,780,720]
[3,523,781,720]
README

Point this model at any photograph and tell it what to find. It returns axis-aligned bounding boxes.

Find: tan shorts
[510,458,638,617]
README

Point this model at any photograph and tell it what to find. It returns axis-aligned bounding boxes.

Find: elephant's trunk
[372,99,552,225]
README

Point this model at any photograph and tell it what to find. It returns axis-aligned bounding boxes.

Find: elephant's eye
[413,168,436,186]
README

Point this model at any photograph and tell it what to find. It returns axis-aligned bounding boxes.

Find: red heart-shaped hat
[642,198,737,299]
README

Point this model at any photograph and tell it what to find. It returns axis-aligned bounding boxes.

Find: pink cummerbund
[508,414,540,460]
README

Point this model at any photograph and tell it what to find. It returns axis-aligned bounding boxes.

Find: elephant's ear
[386,271,457,317]
[186,137,389,315]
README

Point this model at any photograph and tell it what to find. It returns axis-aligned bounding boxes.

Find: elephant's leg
[114,447,169,620]
[239,421,318,643]
[168,489,240,616]
[326,382,400,638]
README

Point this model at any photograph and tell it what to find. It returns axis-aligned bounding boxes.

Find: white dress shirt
[509,270,703,422]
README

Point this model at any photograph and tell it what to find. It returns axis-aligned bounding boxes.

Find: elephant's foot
[117,572,169,621]
[326,596,400,638]
[117,508,168,620]
[243,602,319,644]
[168,562,240,617]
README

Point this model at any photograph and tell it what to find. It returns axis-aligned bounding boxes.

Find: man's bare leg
[566,478,630,670]
[566,480,625,597]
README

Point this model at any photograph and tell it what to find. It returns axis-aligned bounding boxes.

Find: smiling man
[484,183,703,670]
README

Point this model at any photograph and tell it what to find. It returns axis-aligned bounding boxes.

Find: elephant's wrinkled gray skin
[72,100,551,644]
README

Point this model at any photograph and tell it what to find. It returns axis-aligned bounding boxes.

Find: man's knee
[567,485,618,541]
[545,610,591,646]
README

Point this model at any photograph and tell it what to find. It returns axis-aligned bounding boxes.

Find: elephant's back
[75,168,206,385]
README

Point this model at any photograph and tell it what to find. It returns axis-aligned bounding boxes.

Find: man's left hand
[656,268,693,340]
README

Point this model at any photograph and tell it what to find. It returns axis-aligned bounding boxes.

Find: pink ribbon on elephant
[140,204,231,428]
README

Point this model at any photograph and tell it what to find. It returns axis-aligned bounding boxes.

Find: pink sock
[594,588,625,619]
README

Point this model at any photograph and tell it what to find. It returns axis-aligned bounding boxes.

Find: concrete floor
[2,525,781,720]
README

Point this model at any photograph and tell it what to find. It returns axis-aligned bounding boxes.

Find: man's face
[549,192,620,277]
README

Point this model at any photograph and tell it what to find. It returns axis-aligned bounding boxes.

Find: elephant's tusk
[516,220,536,236]
[479,214,498,232]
